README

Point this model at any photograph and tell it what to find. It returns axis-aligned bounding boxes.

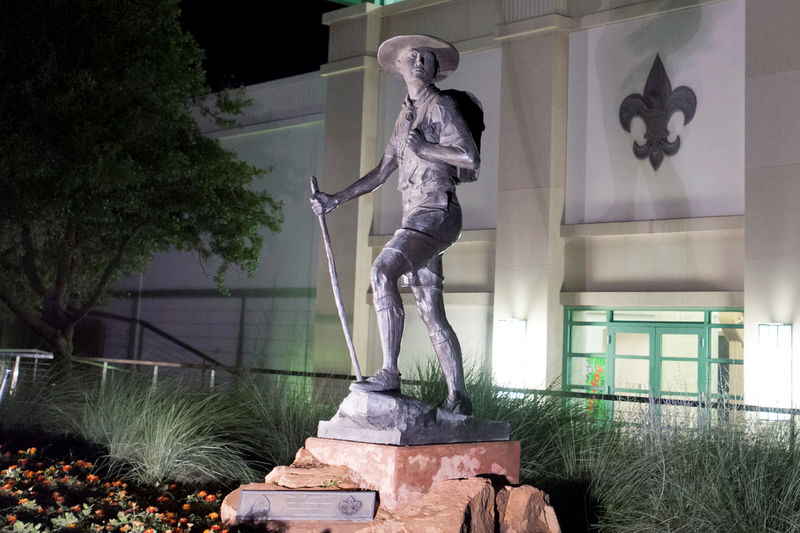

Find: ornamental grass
[3,358,800,532]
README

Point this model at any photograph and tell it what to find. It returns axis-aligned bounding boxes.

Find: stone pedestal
[305,437,520,510]
[220,440,559,532]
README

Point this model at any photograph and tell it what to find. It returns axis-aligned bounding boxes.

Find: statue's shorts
[383,198,462,289]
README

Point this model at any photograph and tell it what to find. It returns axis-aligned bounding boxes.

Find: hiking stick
[310,176,363,382]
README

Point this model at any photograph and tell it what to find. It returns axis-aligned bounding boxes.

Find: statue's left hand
[406,128,430,155]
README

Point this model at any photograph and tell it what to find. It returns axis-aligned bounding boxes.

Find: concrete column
[744,0,800,408]
[493,28,568,389]
[313,4,382,376]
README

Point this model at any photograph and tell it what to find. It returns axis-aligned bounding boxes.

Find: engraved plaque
[237,490,376,522]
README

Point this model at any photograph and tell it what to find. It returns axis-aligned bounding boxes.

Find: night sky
[180,0,343,92]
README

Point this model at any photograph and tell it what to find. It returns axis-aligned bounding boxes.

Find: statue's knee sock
[374,294,404,372]
[430,327,467,398]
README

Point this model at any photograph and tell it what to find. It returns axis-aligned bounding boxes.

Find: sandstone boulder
[365,477,496,533]
[264,446,359,490]
[496,485,561,533]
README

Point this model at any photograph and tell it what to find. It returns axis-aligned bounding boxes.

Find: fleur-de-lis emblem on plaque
[338,495,363,516]
[619,54,697,170]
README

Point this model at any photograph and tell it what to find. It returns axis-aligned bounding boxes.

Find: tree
[0,0,283,362]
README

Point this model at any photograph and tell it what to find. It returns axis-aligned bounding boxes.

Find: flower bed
[1,438,229,533]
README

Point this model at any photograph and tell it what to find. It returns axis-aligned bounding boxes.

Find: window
[564,307,744,417]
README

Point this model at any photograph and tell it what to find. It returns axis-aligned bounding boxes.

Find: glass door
[656,327,706,399]
[609,326,654,396]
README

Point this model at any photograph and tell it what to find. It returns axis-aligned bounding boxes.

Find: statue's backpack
[441,89,484,183]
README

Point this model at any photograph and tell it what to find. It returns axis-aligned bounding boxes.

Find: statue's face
[396,47,437,85]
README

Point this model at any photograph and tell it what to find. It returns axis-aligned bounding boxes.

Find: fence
[0,350,55,407]
[92,288,316,375]
[68,356,800,429]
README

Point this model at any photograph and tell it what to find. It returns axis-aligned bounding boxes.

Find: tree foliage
[0,0,283,360]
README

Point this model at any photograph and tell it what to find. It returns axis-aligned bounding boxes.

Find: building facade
[110,0,800,411]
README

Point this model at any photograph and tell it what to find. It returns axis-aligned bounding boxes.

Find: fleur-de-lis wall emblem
[619,54,697,170]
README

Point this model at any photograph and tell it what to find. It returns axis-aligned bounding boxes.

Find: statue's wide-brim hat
[378,34,459,82]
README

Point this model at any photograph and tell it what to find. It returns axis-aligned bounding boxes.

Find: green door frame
[656,327,707,399]
[607,325,708,399]
[608,325,654,396]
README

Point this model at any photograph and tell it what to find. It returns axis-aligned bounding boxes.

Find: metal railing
[72,356,355,394]
[70,356,800,422]
[0,350,54,401]
[89,311,224,367]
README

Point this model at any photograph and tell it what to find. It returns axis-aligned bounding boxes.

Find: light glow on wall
[753,323,793,419]
[493,319,527,389]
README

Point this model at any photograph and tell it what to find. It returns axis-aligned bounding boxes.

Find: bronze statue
[311,35,481,415]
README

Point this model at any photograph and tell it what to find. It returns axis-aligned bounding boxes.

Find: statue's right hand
[310,191,336,216]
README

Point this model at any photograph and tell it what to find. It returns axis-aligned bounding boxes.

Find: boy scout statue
[311,35,481,415]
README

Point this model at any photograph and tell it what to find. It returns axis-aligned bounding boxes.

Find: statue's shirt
[385,85,476,226]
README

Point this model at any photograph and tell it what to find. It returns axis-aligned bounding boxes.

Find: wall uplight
[755,323,793,419]
[493,319,527,389]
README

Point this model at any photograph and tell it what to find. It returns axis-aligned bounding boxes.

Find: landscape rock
[363,477,496,532]
[496,485,561,533]
[264,447,359,490]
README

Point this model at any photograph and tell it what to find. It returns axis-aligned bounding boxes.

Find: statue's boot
[431,327,472,416]
[350,294,403,393]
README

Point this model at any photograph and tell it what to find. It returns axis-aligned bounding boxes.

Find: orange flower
[27,447,37,455]
[7,515,16,524]
[146,506,159,513]
[204,494,217,502]
[207,512,219,520]
[86,474,100,483]
[18,498,30,505]
[197,490,207,498]
[62,465,72,473]
[182,503,191,511]
[210,526,222,531]
[75,460,85,467]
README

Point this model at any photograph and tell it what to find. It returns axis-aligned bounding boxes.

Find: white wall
[743,0,800,409]
[105,74,326,370]
[566,0,745,224]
